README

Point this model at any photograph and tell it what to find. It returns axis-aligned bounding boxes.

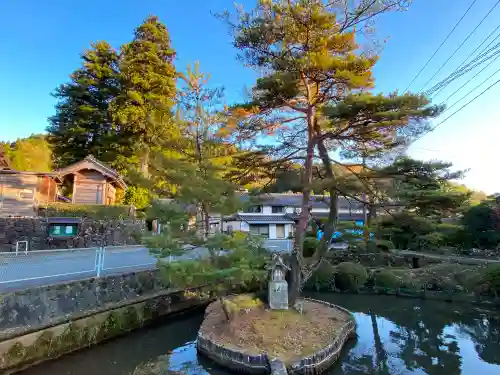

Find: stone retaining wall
[0,270,165,341]
[0,270,211,374]
[0,217,143,252]
[1,291,208,374]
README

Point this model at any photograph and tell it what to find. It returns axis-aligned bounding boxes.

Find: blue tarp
[317,221,372,241]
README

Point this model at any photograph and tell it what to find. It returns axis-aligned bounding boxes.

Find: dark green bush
[481,264,500,297]
[373,269,400,288]
[304,260,335,291]
[334,262,368,291]
[39,203,135,219]
[303,237,319,258]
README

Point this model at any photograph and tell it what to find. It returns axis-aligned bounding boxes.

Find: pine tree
[47,41,120,167]
[136,63,244,238]
[222,0,442,303]
[112,15,177,177]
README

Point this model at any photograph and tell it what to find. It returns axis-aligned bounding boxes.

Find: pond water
[19,294,500,375]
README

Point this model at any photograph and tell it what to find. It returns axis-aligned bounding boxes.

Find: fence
[263,239,293,253]
[0,245,160,292]
[0,239,293,292]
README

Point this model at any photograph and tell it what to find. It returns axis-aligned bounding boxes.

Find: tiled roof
[225,214,296,223]
[310,212,365,221]
[237,192,363,209]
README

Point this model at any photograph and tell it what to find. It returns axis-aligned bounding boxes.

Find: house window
[245,205,262,213]
[276,224,285,239]
[272,206,285,213]
[249,224,269,238]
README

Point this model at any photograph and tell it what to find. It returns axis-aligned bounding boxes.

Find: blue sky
[1,0,499,193]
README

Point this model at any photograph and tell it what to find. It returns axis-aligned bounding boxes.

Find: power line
[455,22,500,70]
[439,53,500,104]
[425,41,500,96]
[418,0,500,93]
[429,27,500,97]
[408,75,500,147]
[402,0,477,93]
[441,64,500,114]
[432,77,500,131]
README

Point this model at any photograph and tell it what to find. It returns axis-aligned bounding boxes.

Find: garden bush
[39,203,136,219]
[334,262,368,291]
[478,264,500,297]
[304,260,335,291]
[303,237,319,258]
[373,269,400,288]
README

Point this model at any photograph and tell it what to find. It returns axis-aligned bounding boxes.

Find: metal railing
[263,239,293,253]
[0,245,157,292]
[0,239,293,292]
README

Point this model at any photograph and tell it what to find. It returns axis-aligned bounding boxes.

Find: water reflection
[319,294,500,375]
[19,295,500,375]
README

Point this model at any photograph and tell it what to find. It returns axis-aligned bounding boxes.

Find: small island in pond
[199,295,353,363]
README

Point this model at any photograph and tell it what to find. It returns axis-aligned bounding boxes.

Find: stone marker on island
[268,253,290,310]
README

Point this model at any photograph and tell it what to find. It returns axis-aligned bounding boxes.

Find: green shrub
[373,269,400,288]
[40,203,135,219]
[480,264,500,297]
[334,262,368,291]
[373,239,395,252]
[304,260,335,291]
[303,237,319,258]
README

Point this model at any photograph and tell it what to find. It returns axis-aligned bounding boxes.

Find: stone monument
[268,253,290,310]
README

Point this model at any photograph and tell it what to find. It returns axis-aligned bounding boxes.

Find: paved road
[0,245,211,293]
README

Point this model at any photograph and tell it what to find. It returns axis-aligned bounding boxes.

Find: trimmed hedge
[372,269,400,288]
[335,262,368,291]
[39,203,136,220]
[303,237,320,258]
[305,260,335,291]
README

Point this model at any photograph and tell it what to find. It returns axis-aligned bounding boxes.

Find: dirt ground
[199,298,350,363]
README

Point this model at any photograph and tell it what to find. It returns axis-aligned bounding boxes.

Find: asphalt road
[0,245,219,293]
[0,247,154,293]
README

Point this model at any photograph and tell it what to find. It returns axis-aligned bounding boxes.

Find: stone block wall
[0,270,166,341]
[0,270,209,373]
[0,218,144,252]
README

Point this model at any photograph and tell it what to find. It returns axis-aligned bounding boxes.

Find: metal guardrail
[263,239,293,253]
[0,245,158,291]
[0,239,294,292]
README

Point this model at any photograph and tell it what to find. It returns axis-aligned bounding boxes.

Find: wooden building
[0,155,127,217]
[56,156,127,205]
[0,171,59,217]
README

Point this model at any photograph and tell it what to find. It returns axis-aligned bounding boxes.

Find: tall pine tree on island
[112,15,177,177]
[222,0,443,304]
[47,41,120,168]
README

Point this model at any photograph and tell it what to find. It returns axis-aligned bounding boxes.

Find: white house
[219,193,365,251]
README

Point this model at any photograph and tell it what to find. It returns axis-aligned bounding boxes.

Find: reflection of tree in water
[314,293,500,374]
[458,316,500,365]
[370,310,389,374]
[388,303,462,375]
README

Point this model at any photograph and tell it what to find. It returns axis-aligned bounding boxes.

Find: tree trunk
[311,137,338,272]
[202,202,210,240]
[140,146,150,178]
[288,110,316,306]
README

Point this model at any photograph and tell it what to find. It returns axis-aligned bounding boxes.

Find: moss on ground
[199,296,351,364]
